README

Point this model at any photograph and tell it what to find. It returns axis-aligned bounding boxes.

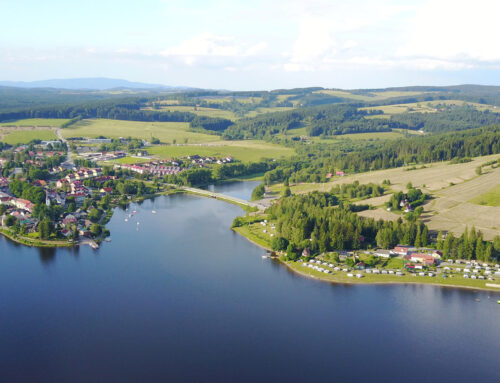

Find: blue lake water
[0,182,499,382]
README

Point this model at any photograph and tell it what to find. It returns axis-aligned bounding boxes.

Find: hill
[0,77,189,90]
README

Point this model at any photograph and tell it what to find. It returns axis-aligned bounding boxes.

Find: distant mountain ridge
[0,77,187,90]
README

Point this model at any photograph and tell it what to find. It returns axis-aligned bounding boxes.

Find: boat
[262,255,270,259]
[152,210,157,214]
[124,218,128,222]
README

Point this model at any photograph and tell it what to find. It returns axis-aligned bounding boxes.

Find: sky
[1,0,500,90]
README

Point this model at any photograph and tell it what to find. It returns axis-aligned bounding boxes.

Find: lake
[1,182,499,382]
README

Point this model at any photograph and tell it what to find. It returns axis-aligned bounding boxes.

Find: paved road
[181,186,267,210]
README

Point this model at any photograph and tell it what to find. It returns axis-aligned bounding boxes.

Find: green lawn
[469,184,500,206]
[148,140,294,163]
[0,118,70,127]
[1,129,58,145]
[61,119,221,144]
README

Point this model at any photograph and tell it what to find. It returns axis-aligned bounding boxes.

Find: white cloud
[397,0,500,67]
[160,33,267,66]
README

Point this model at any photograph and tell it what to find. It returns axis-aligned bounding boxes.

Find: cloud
[397,0,500,68]
[160,33,267,66]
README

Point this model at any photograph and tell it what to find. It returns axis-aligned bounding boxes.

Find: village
[0,138,235,247]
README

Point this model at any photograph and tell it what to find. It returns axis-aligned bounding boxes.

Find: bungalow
[302,248,311,257]
[100,187,113,194]
[335,171,345,177]
[374,249,393,258]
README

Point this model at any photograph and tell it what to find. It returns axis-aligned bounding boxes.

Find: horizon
[1,0,500,90]
[2,77,500,92]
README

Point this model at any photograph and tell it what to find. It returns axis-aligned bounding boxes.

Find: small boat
[475,298,481,302]
[133,210,137,214]
[262,255,270,259]
[105,238,111,242]
[124,218,128,222]
[152,210,157,214]
[137,222,140,225]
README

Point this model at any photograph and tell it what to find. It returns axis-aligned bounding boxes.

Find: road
[55,128,74,168]
[180,186,267,211]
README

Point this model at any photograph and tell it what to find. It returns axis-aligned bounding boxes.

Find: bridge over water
[180,187,268,211]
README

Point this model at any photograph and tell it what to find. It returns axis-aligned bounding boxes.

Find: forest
[262,189,499,261]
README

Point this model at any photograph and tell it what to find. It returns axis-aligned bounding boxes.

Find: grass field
[360,99,499,117]
[61,119,221,144]
[244,107,294,117]
[0,118,70,127]
[314,89,430,102]
[469,184,500,206]
[268,154,500,239]
[1,128,58,145]
[143,105,238,120]
[148,140,294,163]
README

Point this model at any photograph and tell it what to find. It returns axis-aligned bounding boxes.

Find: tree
[251,184,265,201]
[282,186,291,197]
[90,223,102,236]
[286,243,296,260]
[271,236,289,251]
[38,218,53,240]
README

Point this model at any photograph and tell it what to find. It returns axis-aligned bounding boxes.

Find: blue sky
[1,0,499,89]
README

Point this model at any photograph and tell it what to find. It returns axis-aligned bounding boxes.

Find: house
[326,173,333,179]
[62,214,77,226]
[302,248,311,257]
[12,198,34,213]
[393,245,413,255]
[79,229,91,237]
[69,192,86,205]
[374,249,393,258]
[410,253,437,266]
[335,171,345,177]
[100,187,113,194]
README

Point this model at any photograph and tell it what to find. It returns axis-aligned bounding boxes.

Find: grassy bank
[232,218,500,292]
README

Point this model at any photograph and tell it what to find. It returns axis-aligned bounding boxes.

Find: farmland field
[143,105,238,120]
[147,140,294,163]
[469,184,500,206]
[61,119,221,144]
[269,154,500,240]
[360,99,499,117]
[0,118,70,127]
[0,128,58,145]
[314,89,430,101]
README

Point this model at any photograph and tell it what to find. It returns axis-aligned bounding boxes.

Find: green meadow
[61,119,221,144]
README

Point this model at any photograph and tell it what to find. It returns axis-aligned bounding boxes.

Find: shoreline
[231,225,500,294]
[283,261,500,294]
[4,186,500,294]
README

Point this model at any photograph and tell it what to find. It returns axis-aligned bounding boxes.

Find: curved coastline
[232,224,500,294]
